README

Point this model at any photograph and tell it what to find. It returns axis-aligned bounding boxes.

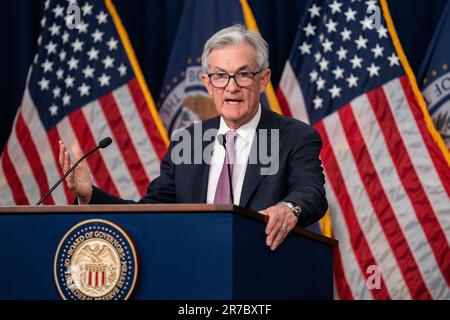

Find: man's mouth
[225,98,243,105]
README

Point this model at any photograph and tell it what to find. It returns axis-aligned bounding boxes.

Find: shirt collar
[218,104,262,142]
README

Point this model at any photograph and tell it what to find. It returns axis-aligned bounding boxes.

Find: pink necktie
[213,130,237,204]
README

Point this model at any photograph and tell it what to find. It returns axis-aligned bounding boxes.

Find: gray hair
[201,24,269,73]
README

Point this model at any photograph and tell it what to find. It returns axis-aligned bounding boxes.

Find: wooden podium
[0,204,337,300]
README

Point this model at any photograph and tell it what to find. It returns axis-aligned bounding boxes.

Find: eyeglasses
[207,70,262,88]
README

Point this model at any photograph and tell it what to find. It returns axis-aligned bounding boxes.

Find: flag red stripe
[399,76,450,197]
[47,128,75,204]
[1,148,29,205]
[276,88,293,117]
[367,85,450,287]
[16,114,54,205]
[128,78,167,161]
[68,109,120,196]
[315,120,390,299]
[98,93,149,197]
[338,104,432,299]
[333,246,354,300]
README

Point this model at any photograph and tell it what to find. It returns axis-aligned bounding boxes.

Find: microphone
[217,134,234,204]
[35,137,113,205]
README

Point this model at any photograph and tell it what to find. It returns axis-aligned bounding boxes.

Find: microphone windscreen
[98,137,112,149]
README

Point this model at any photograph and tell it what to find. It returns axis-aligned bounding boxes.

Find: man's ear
[201,73,213,96]
[259,68,272,94]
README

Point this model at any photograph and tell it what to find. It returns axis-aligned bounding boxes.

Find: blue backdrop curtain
[0,0,446,152]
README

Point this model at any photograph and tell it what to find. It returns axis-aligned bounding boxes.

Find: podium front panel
[0,207,335,300]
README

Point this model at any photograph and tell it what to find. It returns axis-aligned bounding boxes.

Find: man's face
[201,43,271,129]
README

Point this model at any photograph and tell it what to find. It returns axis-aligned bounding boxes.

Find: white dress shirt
[206,104,262,205]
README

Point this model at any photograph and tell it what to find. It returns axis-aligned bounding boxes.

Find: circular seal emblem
[54,219,138,300]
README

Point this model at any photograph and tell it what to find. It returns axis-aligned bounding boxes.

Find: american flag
[278,0,450,299]
[0,0,168,205]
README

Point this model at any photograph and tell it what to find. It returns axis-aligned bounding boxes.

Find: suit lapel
[239,108,278,207]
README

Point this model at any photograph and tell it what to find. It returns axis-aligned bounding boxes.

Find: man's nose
[225,76,240,92]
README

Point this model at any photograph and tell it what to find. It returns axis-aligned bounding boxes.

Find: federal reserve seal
[54,219,138,300]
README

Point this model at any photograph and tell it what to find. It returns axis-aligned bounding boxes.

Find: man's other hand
[259,203,298,251]
[58,140,93,204]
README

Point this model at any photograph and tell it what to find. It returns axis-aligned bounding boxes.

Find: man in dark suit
[59,25,327,251]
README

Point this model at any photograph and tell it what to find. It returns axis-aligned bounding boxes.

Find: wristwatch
[280,201,301,219]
